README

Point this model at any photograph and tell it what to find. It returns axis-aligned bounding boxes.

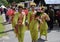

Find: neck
[19,11,22,13]
[32,9,35,12]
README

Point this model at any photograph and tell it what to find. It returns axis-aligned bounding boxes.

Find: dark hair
[11,7,15,11]
[18,6,23,9]
[15,5,17,7]
[41,8,44,10]
[31,5,35,8]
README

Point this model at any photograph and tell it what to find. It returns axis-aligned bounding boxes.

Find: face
[31,5,35,10]
[18,8,23,12]
[40,8,45,13]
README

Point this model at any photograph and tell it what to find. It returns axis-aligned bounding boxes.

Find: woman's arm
[45,13,50,21]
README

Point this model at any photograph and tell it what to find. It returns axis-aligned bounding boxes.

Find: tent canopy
[1,5,6,8]
[45,0,60,4]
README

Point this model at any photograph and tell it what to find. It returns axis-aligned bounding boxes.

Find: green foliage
[0,0,29,6]
[0,0,8,6]
[7,0,25,3]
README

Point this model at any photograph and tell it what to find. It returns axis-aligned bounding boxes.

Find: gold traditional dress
[29,17,38,41]
[28,11,38,41]
[40,13,49,37]
[17,13,26,42]
[12,12,26,42]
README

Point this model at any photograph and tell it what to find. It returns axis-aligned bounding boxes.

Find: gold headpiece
[18,3,24,8]
[30,2,36,6]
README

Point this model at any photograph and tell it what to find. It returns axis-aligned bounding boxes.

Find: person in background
[48,6,54,30]
[0,5,7,23]
[6,6,10,23]
[56,9,60,27]
[23,8,28,16]
[0,7,2,14]
[6,6,15,24]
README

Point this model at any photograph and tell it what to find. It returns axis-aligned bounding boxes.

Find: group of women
[11,2,50,42]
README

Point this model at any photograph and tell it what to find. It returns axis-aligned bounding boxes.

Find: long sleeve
[12,12,20,27]
[27,11,32,24]
[22,14,26,25]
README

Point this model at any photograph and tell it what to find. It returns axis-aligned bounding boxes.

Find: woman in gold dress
[39,6,50,40]
[28,2,38,42]
[12,3,26,42]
